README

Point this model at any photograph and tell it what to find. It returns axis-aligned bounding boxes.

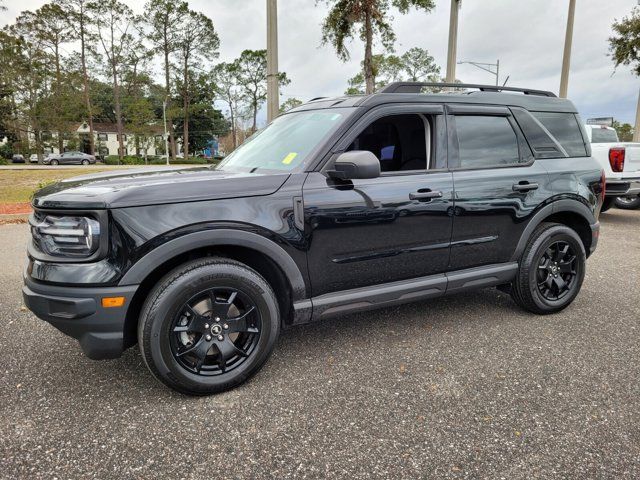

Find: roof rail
[377,82,557,97]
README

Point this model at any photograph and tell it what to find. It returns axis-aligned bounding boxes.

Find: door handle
[409,190,443,201]
[512,182,539,192]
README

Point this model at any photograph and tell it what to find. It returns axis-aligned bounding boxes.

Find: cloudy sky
[2,0,638,125]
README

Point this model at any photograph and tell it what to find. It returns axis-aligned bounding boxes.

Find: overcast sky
[2,0,638,126]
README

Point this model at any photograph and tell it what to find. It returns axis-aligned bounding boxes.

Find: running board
[294,262,518,323]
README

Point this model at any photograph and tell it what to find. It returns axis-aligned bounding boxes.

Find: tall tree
[30,2,73,152]
[144,0,189,161]
[609,8,640,141]
[212,61,242,149]
[60,0,96,155]
[236,49,289,132]
[280,97,303,113]
[88,0,136,163]
[319,0,435,94]
[173,9,219,158]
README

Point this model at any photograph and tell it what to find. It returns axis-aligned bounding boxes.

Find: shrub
[0,143,13,159]
[103,155,210,166]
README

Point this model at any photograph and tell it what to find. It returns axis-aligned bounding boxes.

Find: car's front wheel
[81,159,89,165]
[511,223,586,315]
[138,258,280,395]
[614,195,640,210]
[49,159,59,166]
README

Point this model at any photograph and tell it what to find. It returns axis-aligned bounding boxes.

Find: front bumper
[605,177,640,197]
[22,276,138,359]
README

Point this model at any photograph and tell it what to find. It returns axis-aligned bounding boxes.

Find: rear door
[447,104,552,270]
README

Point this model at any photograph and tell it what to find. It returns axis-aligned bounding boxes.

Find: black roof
[294,82,578,114]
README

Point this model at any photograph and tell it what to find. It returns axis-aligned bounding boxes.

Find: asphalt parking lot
[1,210,639,479]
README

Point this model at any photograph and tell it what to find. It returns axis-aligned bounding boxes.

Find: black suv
[23,83,604,395]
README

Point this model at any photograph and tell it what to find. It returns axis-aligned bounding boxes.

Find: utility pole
[634,88,640,142]
[457,59,500,86]
[559,0,576,98]
[163,97,169,165]
[445,0,461,83]
[266,0,279,123]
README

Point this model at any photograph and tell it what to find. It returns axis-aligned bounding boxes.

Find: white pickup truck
[584,124,640,210]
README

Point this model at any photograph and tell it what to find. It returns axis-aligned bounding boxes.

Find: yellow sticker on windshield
[282,152,298,165]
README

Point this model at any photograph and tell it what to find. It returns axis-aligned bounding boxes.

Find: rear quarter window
[590,127,619,143]
[531,112,587,157]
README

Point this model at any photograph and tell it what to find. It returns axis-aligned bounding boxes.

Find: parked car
[29,154,41,164]
[23,82,604,395]
[585,123,640,210]
[43,151,97,166]
[11,154,25,163]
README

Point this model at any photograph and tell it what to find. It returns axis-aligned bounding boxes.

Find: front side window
[217,108,354,173]
[590,127,618,143]
[347,114,431,172]
[532,112,587,156]
[455,116,520,168]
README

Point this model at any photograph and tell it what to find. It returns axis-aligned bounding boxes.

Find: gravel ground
[1,209,639,479]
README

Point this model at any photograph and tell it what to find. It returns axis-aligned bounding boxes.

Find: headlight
[32,215,101,258]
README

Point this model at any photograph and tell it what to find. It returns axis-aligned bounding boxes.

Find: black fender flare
[118,229,307,300]
[510,198,596,262]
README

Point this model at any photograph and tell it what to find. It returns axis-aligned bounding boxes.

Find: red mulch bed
[0,202,32,215]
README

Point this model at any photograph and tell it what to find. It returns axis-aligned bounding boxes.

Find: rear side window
[590,127,618,143]
[532,112,587,157]
[455,116,520,168]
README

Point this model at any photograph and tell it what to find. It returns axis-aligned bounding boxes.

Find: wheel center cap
[211,324,222,335]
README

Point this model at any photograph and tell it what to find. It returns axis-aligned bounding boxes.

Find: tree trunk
[364,8,374,95]
[54,42,64,153]
[229,100,236,149]
[182,57,189,159]
[79,12,95,155]
[163,30,177,161]
[113,66,124,164]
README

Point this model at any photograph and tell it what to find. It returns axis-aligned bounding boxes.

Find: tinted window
[591,127,618,143]
[532,112,587,156]
[455,116,520,168]
[348,114,430,172]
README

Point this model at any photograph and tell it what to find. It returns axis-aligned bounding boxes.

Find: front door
[303,105,454,297]
[446,104,552,270]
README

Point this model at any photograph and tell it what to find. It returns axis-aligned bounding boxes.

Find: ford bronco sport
[23,82,604,395]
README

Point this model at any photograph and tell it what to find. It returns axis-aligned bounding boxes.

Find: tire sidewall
[525,226,586,312]
[142,262,280,394]
[614,196,640,210]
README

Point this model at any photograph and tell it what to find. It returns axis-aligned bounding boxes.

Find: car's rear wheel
[511,223,586,314]
[614,195,640,210]
[81,159,89,165]
[138,258,280,395]
[50,159,59,166]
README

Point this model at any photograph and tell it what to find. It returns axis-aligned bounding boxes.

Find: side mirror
[327,150,381,180]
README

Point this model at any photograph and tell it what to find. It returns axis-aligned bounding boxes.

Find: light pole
[458,60,500,86]
[266,0,279,123]
[163,97,169,165]
[445,0,461,83]
[559,0,576,98]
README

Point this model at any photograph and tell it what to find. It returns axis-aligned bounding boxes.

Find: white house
[36,122,178,157]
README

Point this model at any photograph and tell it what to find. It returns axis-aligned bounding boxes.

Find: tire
[600,197,615,213]
[81,159,89,165]
[50,159,59,166]
[614,195,640,210]
[138,257,280,395]
[511,222,586,315]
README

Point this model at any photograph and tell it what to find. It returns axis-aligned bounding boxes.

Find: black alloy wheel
[511,222,586,314]
[138,257,280,395]
[170,287,261,375]
[614,195,640,210]
[535,241,577,301]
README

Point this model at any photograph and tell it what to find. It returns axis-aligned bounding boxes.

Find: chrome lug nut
[223,324,229,330]
[217,335,224,341]
[204,323,210,329]
[205,335,212,341]
[215,317,221,322]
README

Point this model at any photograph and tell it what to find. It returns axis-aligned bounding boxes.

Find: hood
[32,166,290,209]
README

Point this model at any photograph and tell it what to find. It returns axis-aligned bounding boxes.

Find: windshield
[216,108,354,173]
[591,127,619,143]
